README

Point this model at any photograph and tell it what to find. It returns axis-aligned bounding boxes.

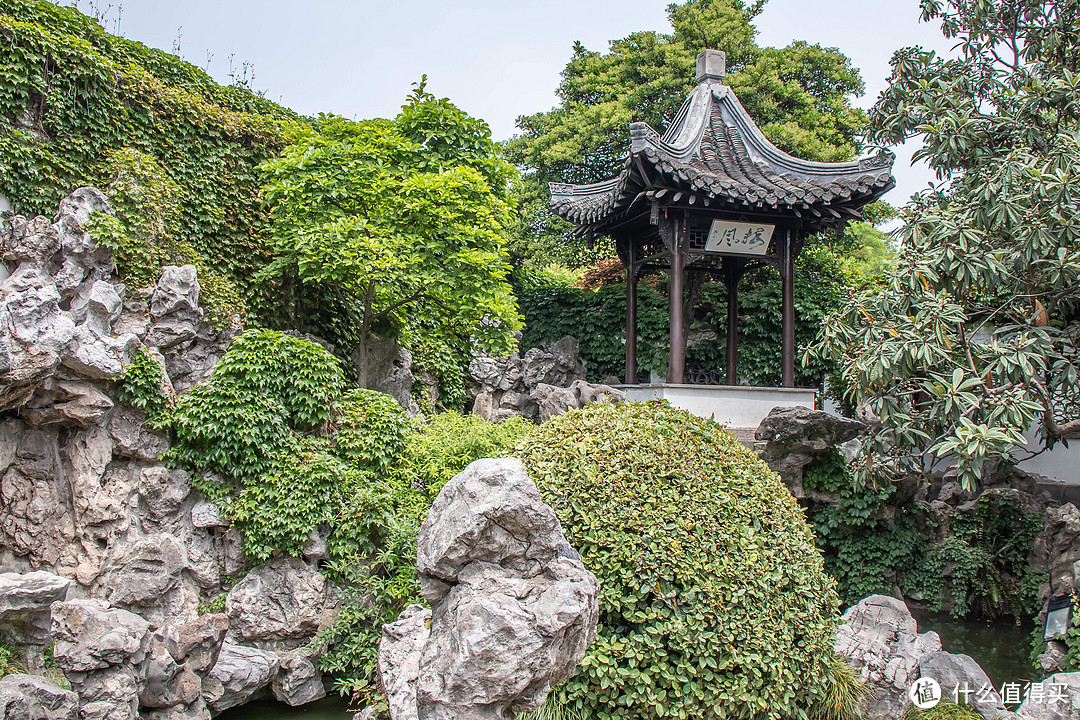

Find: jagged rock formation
[754,405,866,497]
[1016,672,1080,720]
[836,595,1012,719]
[469,335,624,422]
[0,190,333,716]
[379,458,599,720]
[0,672,79,719]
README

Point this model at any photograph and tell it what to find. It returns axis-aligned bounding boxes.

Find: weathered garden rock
[755,406,867,497]
[107,404,169,461]
[165,613,228,675]
[0,673,79,720]
[105,534,187,608]
[271,653,326,706]
[50,600,151,720]
[150,266,201,320]
[50,599,151,674]
[0,570,70,646]
[1015,672,1080,720]
[204,641,281,713]
[469,336,611,423]
[521,336,585,389]
[351,334,420,415]
[385,457,598,720]
[533,380,625,423]
[379,604,431,720]
[190,498,227,529]
[918,651,1006,719]
[531,383,577,424]
[224,557,330,650]
[835,595,942,720]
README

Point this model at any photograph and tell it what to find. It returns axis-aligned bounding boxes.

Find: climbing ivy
[805,452,1044,620]
[920,493,1044,620]
[161,329,344,496]
[805,452,927,606]
[116,345,170,420]
[0,0,297,317]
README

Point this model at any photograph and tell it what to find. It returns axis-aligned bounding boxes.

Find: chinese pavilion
[549,50,894,403]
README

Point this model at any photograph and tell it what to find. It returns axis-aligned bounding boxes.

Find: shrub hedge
[516,401,842,720]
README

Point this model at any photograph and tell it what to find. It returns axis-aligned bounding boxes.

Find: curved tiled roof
[549,80,894,230]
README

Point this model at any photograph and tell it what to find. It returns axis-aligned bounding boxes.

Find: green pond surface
[910,608,1038,688]
[220,614,1037,718]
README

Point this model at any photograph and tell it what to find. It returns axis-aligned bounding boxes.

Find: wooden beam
[725,259,744,386]
[667,216,685,384]
[781,228,795,388]
[626,251,638,384]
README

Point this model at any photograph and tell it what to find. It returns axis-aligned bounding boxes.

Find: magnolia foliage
[814,0,1080,490]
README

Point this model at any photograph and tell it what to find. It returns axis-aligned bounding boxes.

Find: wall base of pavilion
[615,384,816,438]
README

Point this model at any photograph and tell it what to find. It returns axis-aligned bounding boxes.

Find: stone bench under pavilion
[548,49,895,433]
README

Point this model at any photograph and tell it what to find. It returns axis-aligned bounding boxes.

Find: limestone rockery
[0,190,335,719]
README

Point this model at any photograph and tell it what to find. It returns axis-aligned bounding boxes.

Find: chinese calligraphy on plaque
[704,220,774,255]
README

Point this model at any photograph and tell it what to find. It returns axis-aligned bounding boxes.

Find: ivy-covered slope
[0,0,299,290]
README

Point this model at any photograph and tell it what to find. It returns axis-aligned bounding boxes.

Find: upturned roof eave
[548,79,895,227]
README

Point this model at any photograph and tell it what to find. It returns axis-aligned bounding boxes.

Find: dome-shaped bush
[516,401,841,720]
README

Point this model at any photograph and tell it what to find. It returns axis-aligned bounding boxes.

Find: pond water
[910,608,1038,688]
[219,614,1038,719]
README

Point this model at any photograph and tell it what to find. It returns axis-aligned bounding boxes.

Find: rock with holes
[0,570,71,646]
[224,557,330,650]
[382,457,598,720]
[0,673,79,720]
[204,641,281,713]
[834,595,943,720]
[755,406,867,497]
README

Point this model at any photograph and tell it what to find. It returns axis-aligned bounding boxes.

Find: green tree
[504,0,867,264]
[258,82,521,385]
[812,0,1080,490]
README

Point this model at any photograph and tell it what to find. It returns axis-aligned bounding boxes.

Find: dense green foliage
[0,0,296,307]
[163,330,344,495]
[902,703,984,720]
[402,412,532,495]
[85,147,247,328]
[519,245,853,386]
[803,451,926,605]
[805,452,1042,619]
[257,82,521,391]
[318,409,529,703]
[517,401,841,720]
[923,493,1043,619]
[813,0,1080,490]
[329,389,413,473]
[116,346,171,420]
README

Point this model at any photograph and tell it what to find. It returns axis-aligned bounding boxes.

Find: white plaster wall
[619,384,816,428]
[1016,427,1080,487]
[0,194,10,215]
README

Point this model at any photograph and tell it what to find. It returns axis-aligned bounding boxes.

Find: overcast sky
[70,0,957,210]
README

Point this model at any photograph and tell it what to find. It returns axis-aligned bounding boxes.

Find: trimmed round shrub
[516,401,841,720]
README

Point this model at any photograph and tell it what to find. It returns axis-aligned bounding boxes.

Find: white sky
[72,0,956,210]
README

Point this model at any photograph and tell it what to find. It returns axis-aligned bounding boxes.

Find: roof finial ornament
[696,49,725,83]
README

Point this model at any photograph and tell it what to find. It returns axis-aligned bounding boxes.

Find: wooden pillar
[725,261,739,386]
[668,220,685,384]
[781,227,795,388]
[625,257,638,385]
